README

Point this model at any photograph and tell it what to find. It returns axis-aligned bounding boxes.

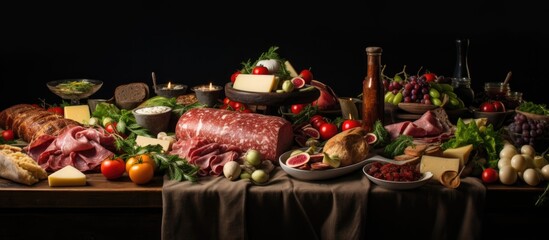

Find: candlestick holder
[192,84,223,107]
[154,83,188,98]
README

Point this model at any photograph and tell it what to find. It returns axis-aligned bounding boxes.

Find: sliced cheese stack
[442,144,473,167]
[233,74,278,93]
[136,135,172,151]
[48,165,87,187]
[64,105,91,124]
[419,155,460,181]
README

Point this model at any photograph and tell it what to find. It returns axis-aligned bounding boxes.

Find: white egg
[510,154,527,172]
[541,165,549,181]
[497,157,511,169]
[499,146,517,159]
[499,165,518,185]
[522,168,541,186]
[520,145,536,159]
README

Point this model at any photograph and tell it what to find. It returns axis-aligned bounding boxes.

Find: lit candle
[167,81,172,89]
[192,83,223,107]
[209,82,213,90]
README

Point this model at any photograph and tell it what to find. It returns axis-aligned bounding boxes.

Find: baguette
[0,145,47,185]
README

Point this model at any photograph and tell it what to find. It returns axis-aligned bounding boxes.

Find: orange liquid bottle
[362,47,384,132]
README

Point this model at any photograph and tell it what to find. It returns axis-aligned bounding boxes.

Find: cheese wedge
[442,144,474,167]
[64,105,91,124]
[135,135,171,151]
[48,165,87,187]
[419,155,460,181]
[233,74,278,93]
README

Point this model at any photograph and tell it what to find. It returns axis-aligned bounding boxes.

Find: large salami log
[175,108,294,161]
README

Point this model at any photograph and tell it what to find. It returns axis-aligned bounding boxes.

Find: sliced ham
[384,108,455,143]
[25,126,116,172]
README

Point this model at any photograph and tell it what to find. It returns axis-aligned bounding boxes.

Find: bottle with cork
[362,46,384,132]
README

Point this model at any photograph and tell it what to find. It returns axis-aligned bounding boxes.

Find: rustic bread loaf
[115,82,150,109]
[322,127,370,167]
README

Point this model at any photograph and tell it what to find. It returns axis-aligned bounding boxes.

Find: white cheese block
[442,144,474,167]
[233,74,277,93]
[64,105,91,124]
[135,135,171,151]
[419,155,460,181]
[48,165,87,187]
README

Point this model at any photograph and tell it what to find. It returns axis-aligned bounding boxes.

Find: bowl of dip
[132,106,173,135]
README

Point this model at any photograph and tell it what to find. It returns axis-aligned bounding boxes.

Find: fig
[365,133,378,145]
[301,127,320,139]
[310,162,331,170]
[286,152,311,168]
[291,77,306,89]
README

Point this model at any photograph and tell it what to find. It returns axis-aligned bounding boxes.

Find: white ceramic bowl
[362,162,433,190]
[279,148,370,181]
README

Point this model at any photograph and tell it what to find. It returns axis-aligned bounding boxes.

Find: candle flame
[167,82,172,89]
[209,82,213,90]
[349,113,353,120]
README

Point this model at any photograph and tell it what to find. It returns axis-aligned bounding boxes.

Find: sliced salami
[175,108,294,162]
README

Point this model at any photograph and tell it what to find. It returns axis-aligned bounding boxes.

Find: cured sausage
[175,108,294,162]
[0,104,80,143]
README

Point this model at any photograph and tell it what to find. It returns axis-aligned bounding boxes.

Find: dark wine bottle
[452,38,475,108]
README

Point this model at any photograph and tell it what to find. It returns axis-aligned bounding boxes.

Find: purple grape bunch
[508,113,548,147]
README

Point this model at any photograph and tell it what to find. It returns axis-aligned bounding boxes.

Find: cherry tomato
[230,70,241,83]
[126,154,156,173]
[299,69,314,84]
[223,97,232,105]
[232,101,246,111]
[479,100,506,113]
[129,162,155,185]
[341,119,361,131]
[252,66,269,75]
[290,104,305,114]
[482,167,499,183]
[101,157,126,180]
[105,122,118,134]
[1,129,15,141]
[319,122,338,140]
[47,106,64,116]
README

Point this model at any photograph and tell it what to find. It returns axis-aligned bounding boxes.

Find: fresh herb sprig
[383,135,414,158]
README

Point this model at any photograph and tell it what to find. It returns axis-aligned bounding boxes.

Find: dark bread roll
[115,82,149,109]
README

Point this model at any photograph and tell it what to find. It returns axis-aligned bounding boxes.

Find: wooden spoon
[440,166,466,189]
[503,71,512,85]
[151,72,158,91]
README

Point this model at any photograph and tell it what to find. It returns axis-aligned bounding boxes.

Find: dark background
[1,1,548,110]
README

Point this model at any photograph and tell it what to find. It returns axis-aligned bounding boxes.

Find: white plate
[279,148,371,181]
[362,162,433,190]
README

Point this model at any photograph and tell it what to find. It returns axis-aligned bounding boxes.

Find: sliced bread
[115,83,149,109]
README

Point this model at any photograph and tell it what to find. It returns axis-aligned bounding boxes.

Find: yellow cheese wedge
[442,144,474,167]
[135,135,171,151]
[64,105,91,124]
[233,74,277,93]
[48,165,87,187]
[419,155,460,181]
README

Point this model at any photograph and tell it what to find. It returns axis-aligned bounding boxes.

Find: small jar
[452,78,475,108]
[506,91,523,110]
[484,82,510,101]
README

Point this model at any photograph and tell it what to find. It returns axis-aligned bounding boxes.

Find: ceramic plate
[362,162,433,190]
[279,148,370,181]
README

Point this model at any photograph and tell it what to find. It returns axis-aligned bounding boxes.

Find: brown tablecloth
[162,167,485,240]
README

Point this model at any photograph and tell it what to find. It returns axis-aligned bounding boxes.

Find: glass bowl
[47,79,103,104]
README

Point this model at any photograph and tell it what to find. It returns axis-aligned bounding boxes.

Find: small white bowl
[132,106,172,135]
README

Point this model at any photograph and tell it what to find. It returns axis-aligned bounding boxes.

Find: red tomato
[230,70,241,83]
[232,101,246,111]
[47,106,64,115]
[299,69,314,84]
[479,100,506,112]
[252,66,269,75]
[422,72,437,82]
[1,129,15,141]
[223,97,231,105]
[105,122,118,133]
[290,104,305,114]
[482,168,499,183]
[319,122,338,140]
[341,119,361,131]
[101,157,126,180]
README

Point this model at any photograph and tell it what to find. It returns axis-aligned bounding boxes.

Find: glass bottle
[452,38,475,108]
[362,47,384,132]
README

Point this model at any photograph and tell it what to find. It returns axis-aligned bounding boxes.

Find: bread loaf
[0,145,47,185]
[115,82,150,109]
[322,127,370,167]
[0,104,81,142]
